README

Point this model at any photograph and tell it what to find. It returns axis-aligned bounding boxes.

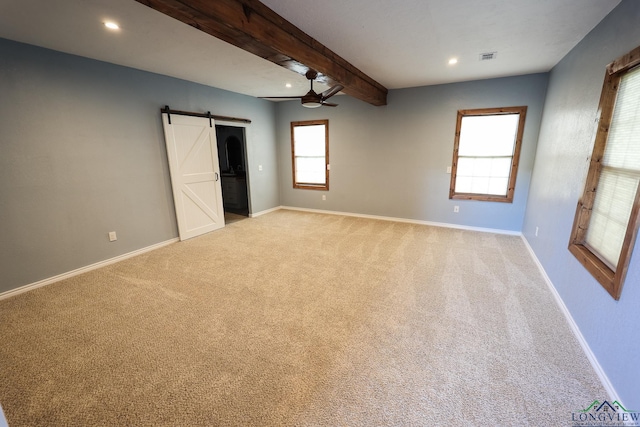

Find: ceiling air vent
[479,52,497,61]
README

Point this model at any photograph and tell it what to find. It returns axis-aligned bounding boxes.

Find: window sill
[293,184,329,191]
[450,193,513,203]
[568,242,619,300]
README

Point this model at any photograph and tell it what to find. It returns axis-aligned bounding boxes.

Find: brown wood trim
[449,106,527,203]
[291,120,329,191]
[457,106,527,116]
[568,243,616,298]
[608,44,640,75]
[568,44,640,300]
[573,71,620,241]
[450,193,513,203]
[508,106,527,202]
[135,0,387,106]
[449,111,464,199]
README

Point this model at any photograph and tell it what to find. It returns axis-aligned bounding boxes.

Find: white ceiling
[0,0,621,101]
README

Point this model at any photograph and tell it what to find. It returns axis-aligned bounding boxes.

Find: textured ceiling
[0,0,621,99]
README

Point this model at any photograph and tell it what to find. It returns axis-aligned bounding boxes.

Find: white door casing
[162,113,225,240]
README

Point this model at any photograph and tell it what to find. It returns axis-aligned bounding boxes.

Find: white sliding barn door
[162,113,225,240]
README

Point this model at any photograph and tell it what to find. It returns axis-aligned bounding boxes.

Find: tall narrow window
[291,120,329,190]
[449,106,527,203]
[569,45,640,300]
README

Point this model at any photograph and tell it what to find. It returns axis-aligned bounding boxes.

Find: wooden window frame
[291,120,329,191]
[449,106,527,203]
[568,45,640,301]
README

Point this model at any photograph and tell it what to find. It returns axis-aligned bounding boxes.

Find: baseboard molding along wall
[249,206,282,218]
[0,238,179,301]
[280,206,522,236]
[520,236,621,405]
[0,205,618,409]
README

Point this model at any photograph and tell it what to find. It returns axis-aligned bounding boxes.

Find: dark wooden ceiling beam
[134,0,388,106]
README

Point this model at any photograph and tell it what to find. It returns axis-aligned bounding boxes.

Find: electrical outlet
[108,231,117,242]
[322,195,326,201]
[447,166,452,174]
[454,206,459,213]
[258,165,263,171]
[535,227,539,237]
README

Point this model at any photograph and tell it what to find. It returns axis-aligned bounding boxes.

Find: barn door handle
[215,172,219,181]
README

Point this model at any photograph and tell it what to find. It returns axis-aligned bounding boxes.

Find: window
[449,106,527,203]
[569,45,640,300]
[291,120,329,190]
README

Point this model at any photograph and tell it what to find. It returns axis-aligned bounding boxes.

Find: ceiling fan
[261,70,343,108]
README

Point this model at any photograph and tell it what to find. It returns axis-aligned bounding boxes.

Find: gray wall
[0,38,279,294]
[276,74,548,231]
[523,0,640,409]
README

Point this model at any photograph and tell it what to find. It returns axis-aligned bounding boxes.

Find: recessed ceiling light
[285,83,292,88]
[448,58,458,65]
[104,22,120,30]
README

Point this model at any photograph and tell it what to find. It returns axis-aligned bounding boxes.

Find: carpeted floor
[0,210,605,426]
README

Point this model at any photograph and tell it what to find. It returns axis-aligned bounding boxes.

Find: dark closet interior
[216,125,249,216]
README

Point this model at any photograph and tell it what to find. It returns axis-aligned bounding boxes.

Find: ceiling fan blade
[321,84,344,100]
[259,96,304,99]
[261,72,340,107]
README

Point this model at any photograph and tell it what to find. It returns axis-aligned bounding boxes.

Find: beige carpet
[224,212,248,225]
[0,210,605,426]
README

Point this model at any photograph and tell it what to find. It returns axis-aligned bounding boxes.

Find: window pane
[470,177,490,194]
[473,157,492,177]
[455,176,473,193]
[450,107,524,202]
[458,114,519,157]
[567,46,640,299]
[585,168,640,267]
[294,125,326,157]
[487,177,509,195]
[455,156,511,196]
[584,66,640,269]
[456,157,475,177]
[490,157,512,178]
[292,120,328,189]
[602,66,640,171]
[296,157,326,184]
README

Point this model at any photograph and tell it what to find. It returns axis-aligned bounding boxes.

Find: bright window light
[291,120,329,190]
[455,114,519,196]
[449,106,527,203]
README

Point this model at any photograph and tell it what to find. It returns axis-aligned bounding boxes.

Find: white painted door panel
[162,113,225,240]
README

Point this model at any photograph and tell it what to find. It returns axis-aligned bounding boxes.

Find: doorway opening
[216,125,250,221]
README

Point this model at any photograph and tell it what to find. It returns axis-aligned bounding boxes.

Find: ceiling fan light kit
[302,100,322,108]
[262,69,343,108]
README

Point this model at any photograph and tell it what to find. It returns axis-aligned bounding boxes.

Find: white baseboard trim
[0,238,179,301]
[520,235,620,403]
[280,206,522,236]
[249,206,282,218]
